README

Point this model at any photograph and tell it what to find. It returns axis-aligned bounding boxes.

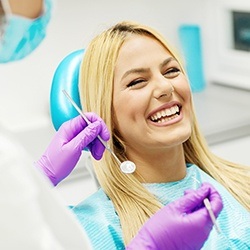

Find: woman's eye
[164,67,180,78]
[127,79,145,88]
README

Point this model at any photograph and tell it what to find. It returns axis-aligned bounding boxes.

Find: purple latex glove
[126,182,223,250]
[36,113,110,186]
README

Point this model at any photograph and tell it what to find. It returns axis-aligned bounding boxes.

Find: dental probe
[62,89,136,174]
[192,177,221,234]
[203,198,221,234]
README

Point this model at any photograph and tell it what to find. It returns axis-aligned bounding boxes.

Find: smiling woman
[70,21,250,249]
[112,34,192,170]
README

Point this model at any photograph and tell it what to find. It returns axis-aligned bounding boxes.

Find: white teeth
[157,114,178,123]
[150,105,179,121]
[166,109,172,116]
[170,107,176,113]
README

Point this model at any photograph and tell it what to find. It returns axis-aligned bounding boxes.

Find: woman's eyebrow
[121,57,176,80]
[160,57,176,67]
[121,68,149,80]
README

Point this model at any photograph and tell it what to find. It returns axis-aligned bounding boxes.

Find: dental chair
[50,49,84,130]
[50,49,99,188]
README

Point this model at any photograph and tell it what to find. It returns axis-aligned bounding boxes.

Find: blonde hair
[79,21,250,245]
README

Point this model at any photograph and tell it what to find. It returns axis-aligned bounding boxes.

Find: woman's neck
[128,145,187,183]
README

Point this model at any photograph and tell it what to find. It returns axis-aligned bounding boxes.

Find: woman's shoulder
[192,164,248,210]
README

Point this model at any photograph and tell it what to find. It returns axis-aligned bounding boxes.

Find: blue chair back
[50,49,84,130]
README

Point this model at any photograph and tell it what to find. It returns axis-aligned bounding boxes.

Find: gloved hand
[126,182,223,250]
[35,113,110,186]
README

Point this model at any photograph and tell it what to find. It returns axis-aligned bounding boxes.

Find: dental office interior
[1,0,250,206]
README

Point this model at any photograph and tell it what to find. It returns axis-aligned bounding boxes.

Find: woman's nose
[153,77,174,100]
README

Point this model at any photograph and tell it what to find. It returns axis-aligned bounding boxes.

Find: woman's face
[113,35,192,156]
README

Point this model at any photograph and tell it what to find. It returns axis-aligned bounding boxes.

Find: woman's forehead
[116,35,171,67]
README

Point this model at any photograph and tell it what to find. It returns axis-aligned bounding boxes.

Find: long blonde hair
[79,21,250,245]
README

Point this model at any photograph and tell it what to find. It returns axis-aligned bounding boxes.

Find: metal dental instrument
[192,176,221,234]
[203,198,221,234]
[62,89,136,174]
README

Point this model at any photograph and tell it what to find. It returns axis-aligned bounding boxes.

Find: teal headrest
[50,49,84,130]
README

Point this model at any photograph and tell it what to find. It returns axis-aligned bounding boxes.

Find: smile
[150,105,180,123]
